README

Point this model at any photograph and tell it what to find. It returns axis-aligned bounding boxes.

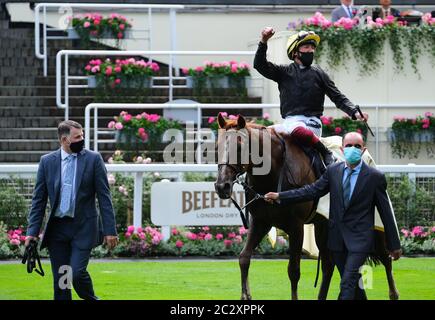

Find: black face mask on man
[67,139,84,153]
[297,51,314,67]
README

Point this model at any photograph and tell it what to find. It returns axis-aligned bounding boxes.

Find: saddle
[275,133,324,224]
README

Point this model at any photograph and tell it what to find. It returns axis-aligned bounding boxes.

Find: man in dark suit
[25,120,118,300]
[372,0,401,20]
[264,132,402,300]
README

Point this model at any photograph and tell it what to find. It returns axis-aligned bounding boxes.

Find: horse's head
[214,113,249,199]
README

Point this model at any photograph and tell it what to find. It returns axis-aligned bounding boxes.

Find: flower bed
[85,58,159,101]
[182,61,251,96]
[70,13,132,47]
[288,12,435,75]
[400,226,435,255]
[389,112,434,158]
[107,111,183,161]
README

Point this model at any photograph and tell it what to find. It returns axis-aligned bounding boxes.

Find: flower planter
[87,75,152,89]
[388,129,433,143]
[67,28,132,40]
[87,75,97,88]
[206,75,229,89]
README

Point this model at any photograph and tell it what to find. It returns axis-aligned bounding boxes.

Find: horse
[214,113,399,300]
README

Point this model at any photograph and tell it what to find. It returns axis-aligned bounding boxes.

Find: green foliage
[320,115,367,140]
[386,175,434,228]
[0,179,28,228]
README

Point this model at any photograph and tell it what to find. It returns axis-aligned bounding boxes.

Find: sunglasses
[345,144,363,149]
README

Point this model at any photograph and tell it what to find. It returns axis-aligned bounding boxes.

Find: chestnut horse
[214,113,399,300]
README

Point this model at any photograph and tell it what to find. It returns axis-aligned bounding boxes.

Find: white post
[133,172,144,229]
[43,5,48,77]
[161,226,170,241]
[375,105,379,163]
[168,53,173,101]
[64,54,69,120]
[170,9,179,76]
[94,107,98,152]
[196,105,202,164]
[85,104,91,150]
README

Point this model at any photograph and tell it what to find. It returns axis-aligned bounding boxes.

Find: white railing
[56,49,263,119]
[35,3,184,76]
[84,102,276,163]
[84,102,435,164]
[1,164,434,238]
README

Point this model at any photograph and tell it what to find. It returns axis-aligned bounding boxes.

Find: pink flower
[228,115,237,120]
[432,227,435,233]
[10,239,20,246]
[195,66,204,73]
[204,234,213,241]
[127,226,135,233]
[176,240,184,248]
[186,232,197,241]
[234,235,243,243]
[202,226,210,232]
[93,19,101,26]
[411,226,424,237]
[146,114,160,123]
[208,117,215,124]
[401,228,409,238]
[335,127,342,134]
[91,66,100,73]
[224,239,233,247]
[171,228,178,236]
[115,122,123,130]
[108,121,116,129]
[238,227,247,235]
[105,66,113,76]
[137,227,143,233]
[123,114,132,122]
[227,232,236,239]
[216,233,223,240]
[139,233,145,240]
[181,67,190,75]
[125,232,132,238]
[119,24,125,30]
[220,112,228,118]
[115,78,121,84]
[114,66,122,73]
[83,21,91,28]
[425,112,433,118]
[263,113,270,120]
[231,65,238,73]
[117,32,123,39]
[85,65,92,71]
[152,235,161,245]
[422,124,429,129]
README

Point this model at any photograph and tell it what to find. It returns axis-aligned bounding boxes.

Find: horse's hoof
[241,294,252,300]
[389,291,399,300]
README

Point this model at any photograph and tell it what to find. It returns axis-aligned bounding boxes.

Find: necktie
[343,168,355,209]
[59,155,74,216]
[347,6,353,18]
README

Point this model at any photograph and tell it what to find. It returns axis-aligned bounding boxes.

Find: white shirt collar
[341,4,352,13]
[60,147,77,160]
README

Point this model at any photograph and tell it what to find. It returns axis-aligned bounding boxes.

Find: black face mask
[298,51,314,67]
[69,139,84,154]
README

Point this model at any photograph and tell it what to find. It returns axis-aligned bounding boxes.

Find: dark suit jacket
[26,148,117,250]
[372,7,401,20]
[279,161,401,253]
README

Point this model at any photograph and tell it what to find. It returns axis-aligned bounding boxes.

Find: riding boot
[313,140,335,167]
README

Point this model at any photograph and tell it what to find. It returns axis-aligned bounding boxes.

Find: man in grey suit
[25,120,118,300]
[331,0,357,22]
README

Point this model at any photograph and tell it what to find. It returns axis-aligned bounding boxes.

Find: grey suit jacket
[331,6,357,22]
[26,148,117,249]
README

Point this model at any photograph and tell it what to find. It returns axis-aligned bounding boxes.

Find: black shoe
[313,141,335,167]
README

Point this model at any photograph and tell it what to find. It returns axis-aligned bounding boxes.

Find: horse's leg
[239,219,271,300]
[314,217,334,300]
[375,231,399,300]
[286,222,304,300]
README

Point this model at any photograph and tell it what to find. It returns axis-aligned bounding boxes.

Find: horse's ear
[217,112,226,129]
[237,114,246,129]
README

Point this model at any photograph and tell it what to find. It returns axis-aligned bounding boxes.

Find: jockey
[254,28,368,166]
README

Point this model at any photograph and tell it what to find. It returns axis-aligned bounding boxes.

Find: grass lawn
[0,258,434,300]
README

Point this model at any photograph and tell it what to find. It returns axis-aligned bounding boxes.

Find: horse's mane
[224,120,267,130]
